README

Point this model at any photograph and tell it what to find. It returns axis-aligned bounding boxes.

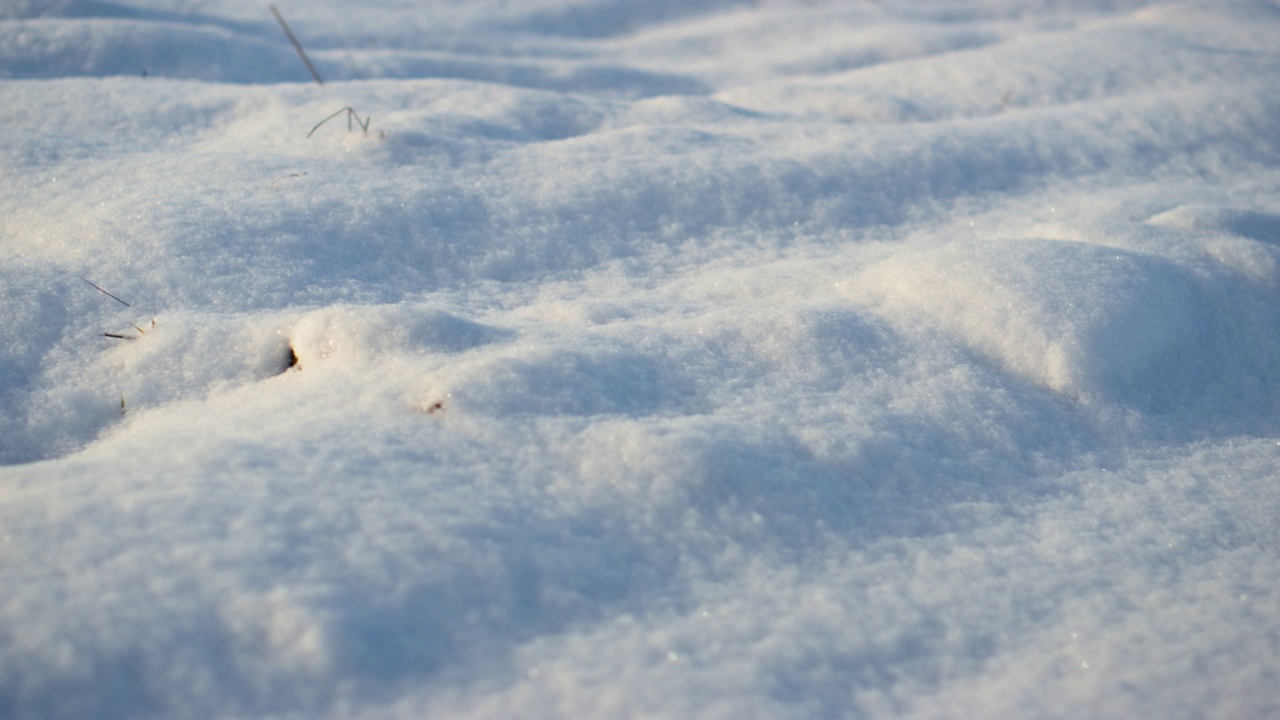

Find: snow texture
[2,0,1280,718]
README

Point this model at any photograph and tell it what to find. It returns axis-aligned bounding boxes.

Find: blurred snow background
[2,0,1279,718]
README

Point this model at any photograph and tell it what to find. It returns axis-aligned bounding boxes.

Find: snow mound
[3,303,513,465]
[1149,203,1280,248]
[15,309,293,464]
[289,304,509,369]
[0,18,301,82]
[855,238,1201,402]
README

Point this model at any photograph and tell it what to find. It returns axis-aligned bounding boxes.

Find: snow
[2,0,1279,718]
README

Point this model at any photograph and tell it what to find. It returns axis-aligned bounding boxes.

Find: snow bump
[854,238,1201,402]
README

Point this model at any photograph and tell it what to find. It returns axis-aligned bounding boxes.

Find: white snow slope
[3,0,1280,718]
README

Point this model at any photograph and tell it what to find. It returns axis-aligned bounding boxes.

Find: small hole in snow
[284,345,299,372]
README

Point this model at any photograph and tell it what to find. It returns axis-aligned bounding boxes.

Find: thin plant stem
[270,4,324,86]
[307,106,371,138]
[78,276,131,307]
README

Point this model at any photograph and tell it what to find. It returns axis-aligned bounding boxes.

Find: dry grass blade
[270,4,324,86]
[307,106,371,138]
[78,276,131,307]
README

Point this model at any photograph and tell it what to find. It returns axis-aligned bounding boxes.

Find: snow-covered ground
[3,0,1279,717]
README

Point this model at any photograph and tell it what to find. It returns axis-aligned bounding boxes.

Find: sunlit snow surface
[3,0,1280,717]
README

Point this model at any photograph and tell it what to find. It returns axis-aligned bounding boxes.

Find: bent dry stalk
[307,106,372,138]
